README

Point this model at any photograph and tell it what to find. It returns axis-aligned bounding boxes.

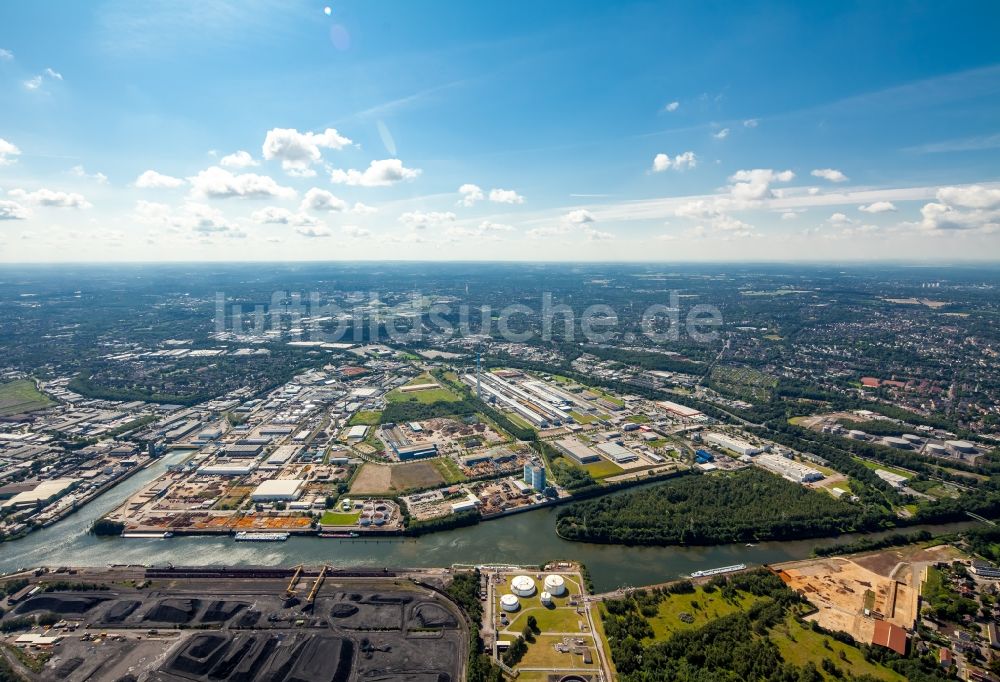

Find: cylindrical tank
[359,513,372,526]
[373,513,385,526]
[540,591,553,606]
[543,574,567,596]
[511,575,536,597]
[882,437,911,449]
[925,443,947,455]
[500,594,520,612]
[902,433,923,443]
[848,430,868,440]
[946,440,976,453]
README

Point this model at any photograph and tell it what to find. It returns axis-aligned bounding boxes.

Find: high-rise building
[523,461,546,491]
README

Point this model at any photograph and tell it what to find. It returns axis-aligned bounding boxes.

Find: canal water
[0,452,978,592]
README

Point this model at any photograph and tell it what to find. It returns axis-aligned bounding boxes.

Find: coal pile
[330,603,359,618]
[142,598,200,624]
[102,599,141,623]
[409,603,458,629]
[15,594,109,615]
[199,600,246,623]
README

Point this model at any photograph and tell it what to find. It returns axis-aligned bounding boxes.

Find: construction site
[773,544,960,652]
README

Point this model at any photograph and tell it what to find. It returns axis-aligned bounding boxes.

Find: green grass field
[506,412,534,430]
[854,458,913,479]
[570,411,598,424]
[770,614,905,681]
[433,457,467,484]
[319,510,361,525]
[582,458,625,480]
[384,373,463,405]
[0,379,53,417]
[644,587,760,639]
[625,414,650,424]
[387,386,462,404]
[348,410,382,426]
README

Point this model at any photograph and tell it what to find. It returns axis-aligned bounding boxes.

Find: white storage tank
[540,591,553,606]
[925,443,947,456]
[882,437,911,449]
[902,433,923,444]
[847,430,868,440]
[500,594,520,612]
[946,440,976,454]
[543,574,567,596]
[511,575,536,597]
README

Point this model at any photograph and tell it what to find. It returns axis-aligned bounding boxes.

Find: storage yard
[0,567,466,682]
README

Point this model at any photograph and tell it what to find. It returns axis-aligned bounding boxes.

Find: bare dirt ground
[349,461,445,495]
[775,554,920,645]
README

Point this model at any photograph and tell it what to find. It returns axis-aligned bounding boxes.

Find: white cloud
[187,166,296,199]
[351,202,378,215]
[743,119,759,128]
[781,211,799,221]
[330,158,421,187]
[296,225,332,238]
[528,209,610,240]
[0,48,12,61]
[673,198,756,237]
[828,212,854,225]
[300,187,346,213]
[251,206,322,227]
[713,128,730,139]
[9,188,91,209]
[0,200,30,220]
[262,127,352,175]
[70,165,109,184]
[219,150,258,168]
[458,183,484,206]
[399,210,456,229]
[135,170,185,189]
[663,101,680,112]
[0,138,21,166]
[23,67,62,91]
[563,209,596,224]
[858,201,896,214]
[935,185,1000,210]
[445,220,515,241]
[583,227,614,241]
[727,169,795,202]
[134,200,245,238]
[652,151,697,172]
[489,188,524,204]
[917,202,1000,234]
[811,168,848,183]
[342,225,371,238]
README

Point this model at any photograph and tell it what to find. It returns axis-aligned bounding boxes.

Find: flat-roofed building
[656,400,703,420]
[1,478,79,509]
[553,438,601,465]
[250,479,305,502]
[346,425,368,442]
[394,442,438,460]
[754,454,824,484]
[705,432,762,456]
[224,443,264,458]
[596,442,639,463]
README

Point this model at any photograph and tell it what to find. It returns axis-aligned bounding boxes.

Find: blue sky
[1,0,999,261]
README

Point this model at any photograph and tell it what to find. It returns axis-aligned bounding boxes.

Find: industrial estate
[1,262,1000,682]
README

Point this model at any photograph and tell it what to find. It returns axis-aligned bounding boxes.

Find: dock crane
[305,565,329,607]
[285,564,303,600]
